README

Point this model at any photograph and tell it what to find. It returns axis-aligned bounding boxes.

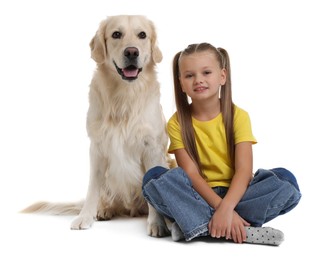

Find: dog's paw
[70,215,94,230]
[147,204,170,237]
[147,221,170,237]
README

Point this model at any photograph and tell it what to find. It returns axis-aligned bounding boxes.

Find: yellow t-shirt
[167,105,257,188]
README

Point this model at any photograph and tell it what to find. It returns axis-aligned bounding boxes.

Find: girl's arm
[221,141,253,212]
[173,148,223,209]
[209,141,253,242]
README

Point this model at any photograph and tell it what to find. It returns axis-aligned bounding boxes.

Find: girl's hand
[208,205,250,243]
[208,203,233,239]
[230,211,250,243]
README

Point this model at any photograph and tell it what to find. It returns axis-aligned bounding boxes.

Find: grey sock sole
[171,222,185,241]
[245,226,284,246]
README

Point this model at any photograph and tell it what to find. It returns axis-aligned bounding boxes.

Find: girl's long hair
[172,43,235,176]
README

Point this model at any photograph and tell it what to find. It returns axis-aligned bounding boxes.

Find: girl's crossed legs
[142,166,301,245]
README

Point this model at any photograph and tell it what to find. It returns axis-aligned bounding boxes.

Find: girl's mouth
[194,86,208,92]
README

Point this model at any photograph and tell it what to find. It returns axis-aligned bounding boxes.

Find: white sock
[245,226,284,246]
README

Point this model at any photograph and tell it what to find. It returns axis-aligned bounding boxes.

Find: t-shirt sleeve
[234,107,257,145]
[167,113,185,153]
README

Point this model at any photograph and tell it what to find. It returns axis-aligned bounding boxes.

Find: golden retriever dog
[22,15,171,237]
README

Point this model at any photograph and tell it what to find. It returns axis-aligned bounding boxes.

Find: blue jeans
[142,166,301,241]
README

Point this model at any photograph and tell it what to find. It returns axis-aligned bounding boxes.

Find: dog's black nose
[124,47,139,60]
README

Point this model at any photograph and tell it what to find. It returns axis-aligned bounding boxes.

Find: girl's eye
[204,70,212,75]
[185,74,193,78]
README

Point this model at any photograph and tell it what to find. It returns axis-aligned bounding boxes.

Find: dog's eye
[138,31,146,39]
[112,31,122,39]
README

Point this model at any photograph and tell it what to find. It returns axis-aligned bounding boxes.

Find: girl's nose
[194,74,204,85]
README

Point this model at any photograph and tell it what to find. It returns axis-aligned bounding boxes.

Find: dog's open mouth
[114,62,142,81]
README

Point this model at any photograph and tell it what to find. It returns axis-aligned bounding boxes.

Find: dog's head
[90,15,162,81]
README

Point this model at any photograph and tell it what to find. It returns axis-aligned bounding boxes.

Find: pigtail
[217,48,235,165]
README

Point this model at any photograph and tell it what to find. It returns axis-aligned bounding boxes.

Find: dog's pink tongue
[122,68,139,77]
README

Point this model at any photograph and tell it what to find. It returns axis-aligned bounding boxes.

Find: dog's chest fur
[87,77,164,178]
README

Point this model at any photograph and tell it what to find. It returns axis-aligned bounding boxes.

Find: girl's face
[178,51,226,103]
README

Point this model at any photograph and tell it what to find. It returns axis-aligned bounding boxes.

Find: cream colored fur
[22,15,171,237]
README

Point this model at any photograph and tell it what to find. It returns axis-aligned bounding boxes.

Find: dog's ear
[150,22,163,64]
[152,43,163,64]
[90,19,108,64]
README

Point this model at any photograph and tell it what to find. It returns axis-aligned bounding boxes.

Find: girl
[142,43,301,245]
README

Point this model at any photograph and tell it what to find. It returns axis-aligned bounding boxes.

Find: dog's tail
[20,200,84,215]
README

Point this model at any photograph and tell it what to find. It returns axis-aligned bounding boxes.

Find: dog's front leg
[71,145,104,230]
[142,136,170,237]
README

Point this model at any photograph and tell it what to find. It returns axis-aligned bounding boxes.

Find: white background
[0,0,321,259]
